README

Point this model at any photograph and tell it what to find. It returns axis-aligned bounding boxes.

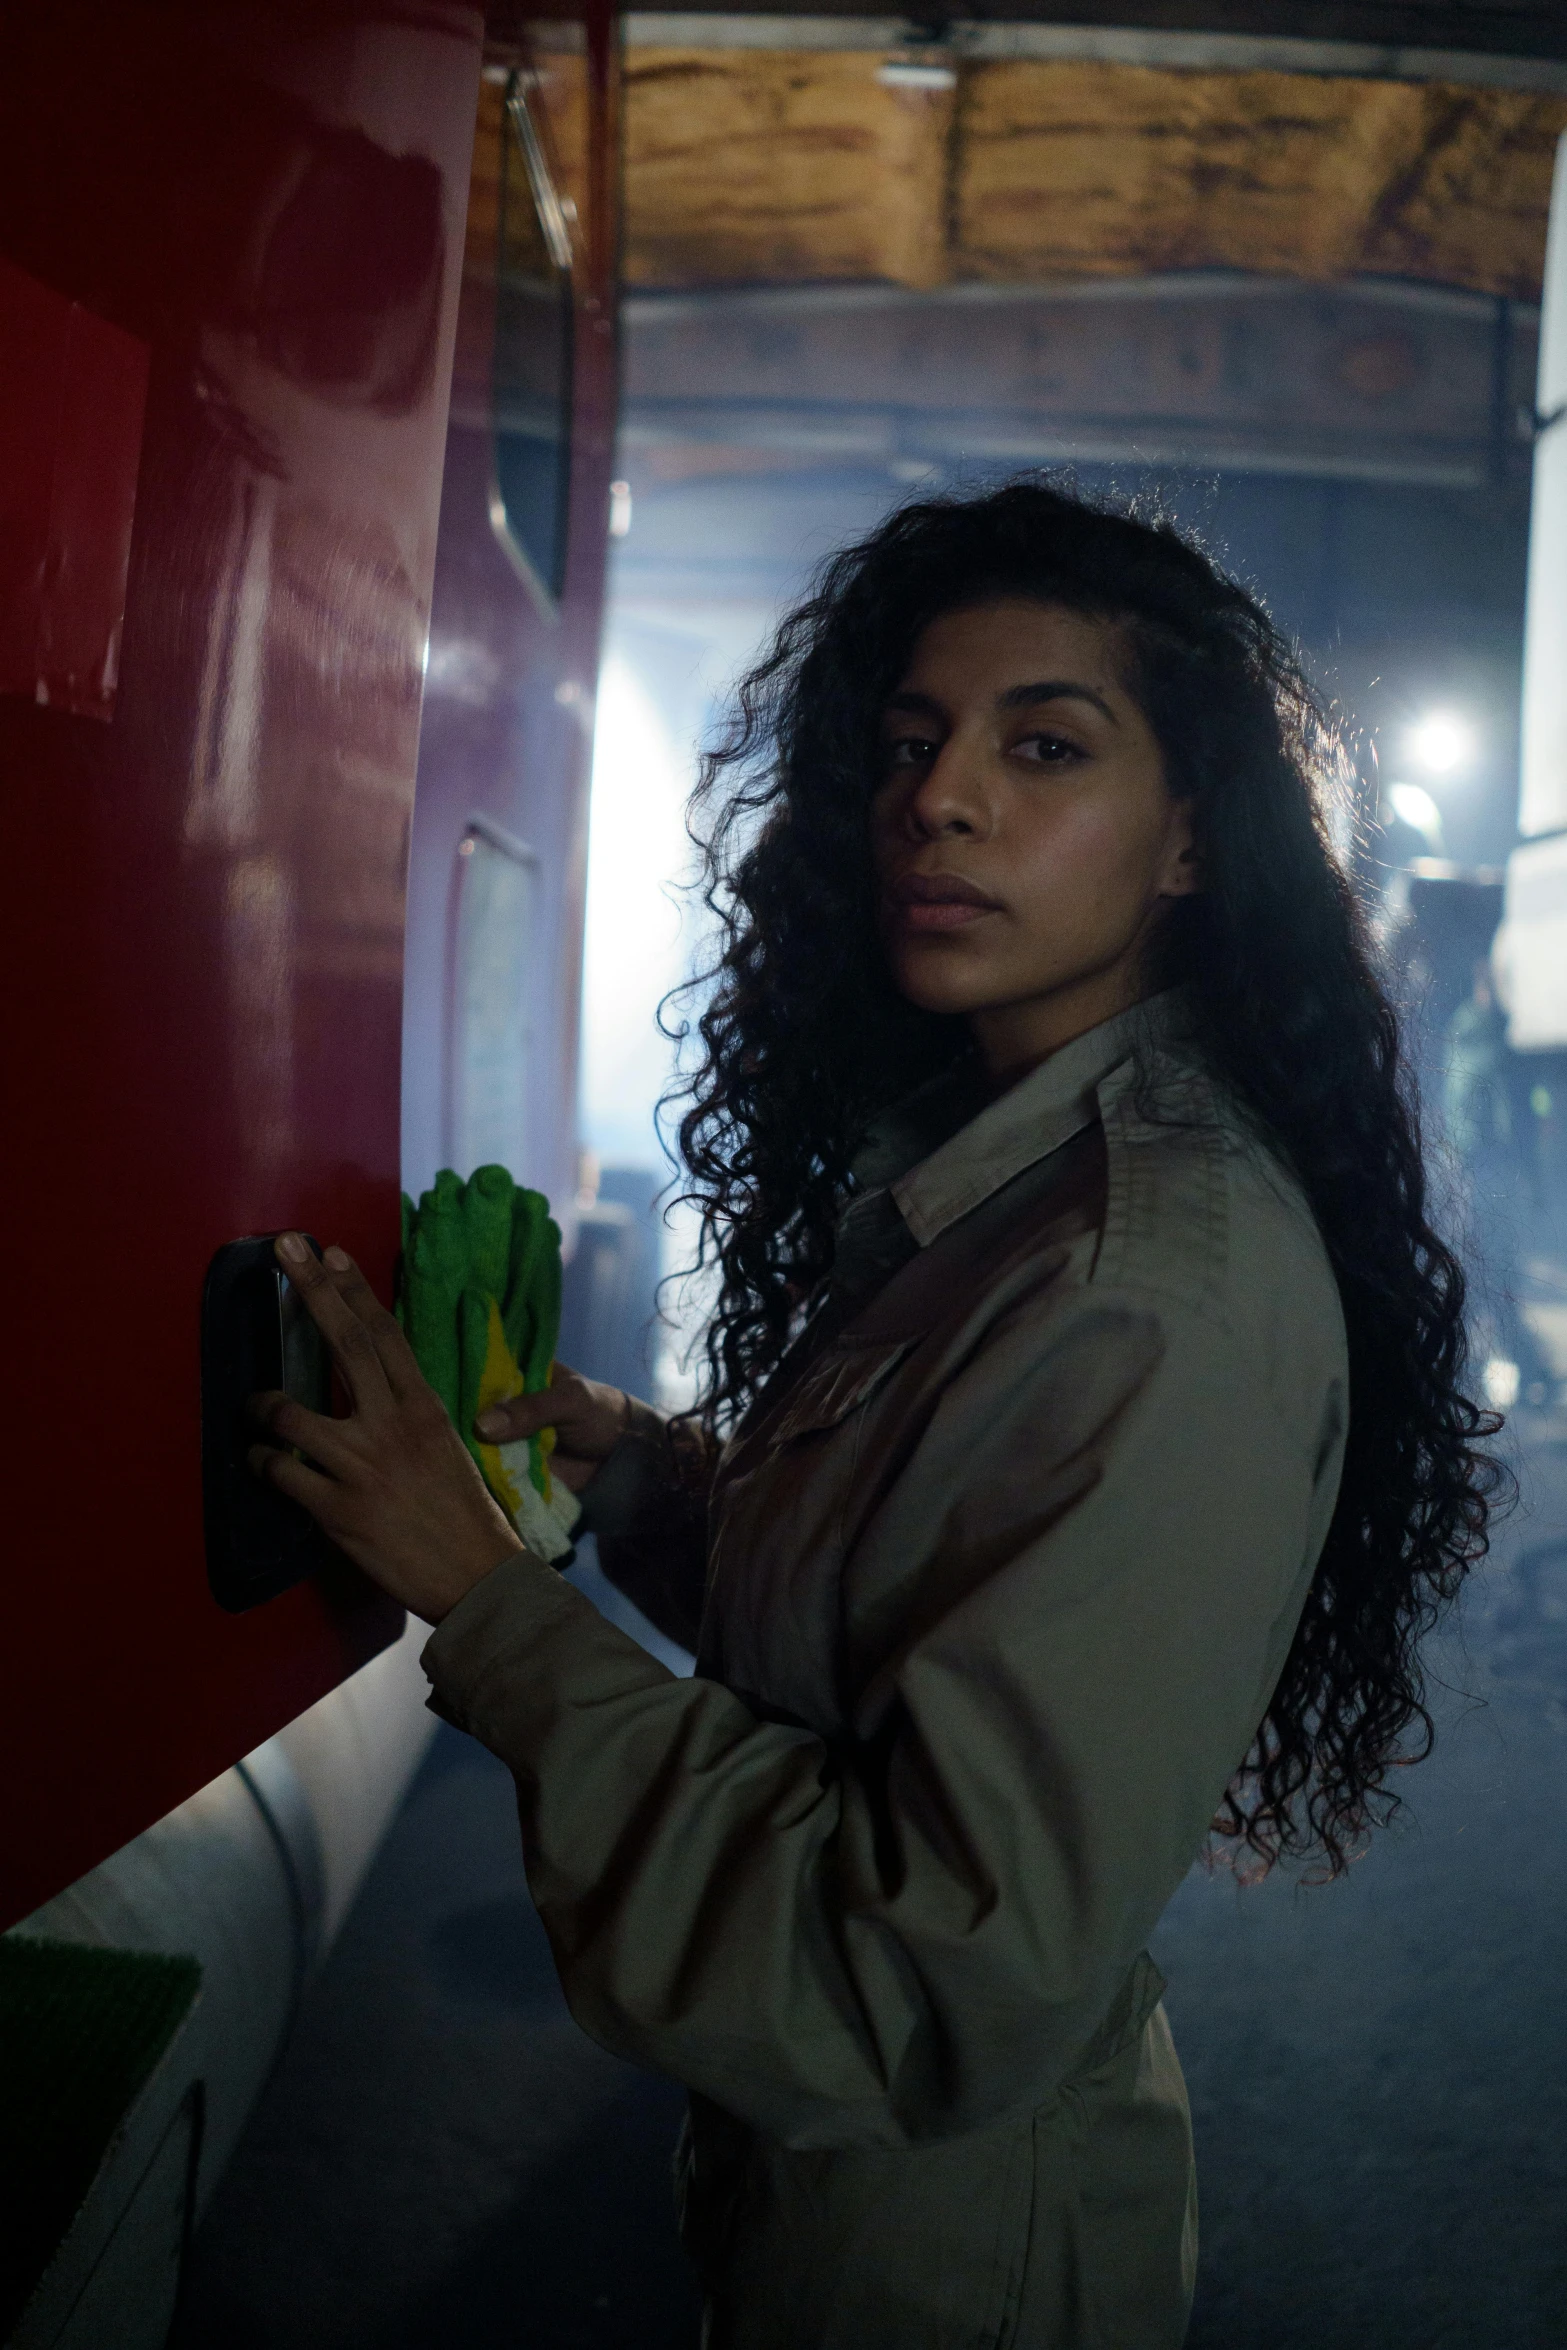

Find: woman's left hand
[249,1233,523,1624]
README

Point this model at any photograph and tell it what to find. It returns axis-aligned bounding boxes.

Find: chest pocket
[765,1334,918,1447]
[706,1334,920,1728]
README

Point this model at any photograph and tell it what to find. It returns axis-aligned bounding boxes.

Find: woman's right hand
[476,1363,632,1494]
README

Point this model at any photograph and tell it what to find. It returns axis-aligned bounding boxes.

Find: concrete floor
[176,1440,1567,2350]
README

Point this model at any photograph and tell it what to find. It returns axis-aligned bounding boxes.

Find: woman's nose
[904,742,991,839]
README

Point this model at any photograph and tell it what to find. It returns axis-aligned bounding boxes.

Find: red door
[0,2,500,1924]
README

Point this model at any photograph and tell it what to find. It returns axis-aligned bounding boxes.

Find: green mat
[0,1934,201,2334]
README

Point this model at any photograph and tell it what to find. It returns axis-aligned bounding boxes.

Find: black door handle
[201,1236,339,1612]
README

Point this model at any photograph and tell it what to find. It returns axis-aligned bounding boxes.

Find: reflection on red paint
[0,255,149,721]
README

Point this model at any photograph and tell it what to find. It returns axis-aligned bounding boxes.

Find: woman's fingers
[476,1391,557,1441]
[475,1363,630,1457]
[248,1438,346,1526]
[274,1234,393,1414]
[253,1371,523,1621]
[316,1245,427,1398]
[247,1233,528,1622]
[249,1388,358,1478]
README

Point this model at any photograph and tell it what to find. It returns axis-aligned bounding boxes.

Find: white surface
[272,1613,438,1949]
[1498,832,1567,1050]
[1518,134,1567,840]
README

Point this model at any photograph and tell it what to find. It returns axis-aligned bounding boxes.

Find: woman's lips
[902,901,992,933]
[886,872,1003,933]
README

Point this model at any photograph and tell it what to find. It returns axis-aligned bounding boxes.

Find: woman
[257,483,1500,2347]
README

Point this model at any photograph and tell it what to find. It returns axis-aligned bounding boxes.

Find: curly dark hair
[666,477,1504,1878]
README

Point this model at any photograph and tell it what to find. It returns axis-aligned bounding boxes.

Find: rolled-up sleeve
[423,1284,1342,2151]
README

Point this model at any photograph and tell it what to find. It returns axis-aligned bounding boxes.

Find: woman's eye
[1014,731,1085,765]
[882,735,935,770]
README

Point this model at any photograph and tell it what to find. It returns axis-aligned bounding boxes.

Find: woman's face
[870,598,1198,1081]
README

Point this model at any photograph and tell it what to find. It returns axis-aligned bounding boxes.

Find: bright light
[876,59,957,89]
[1482,1357,1521,1411]
[1407,711,1473,776]
[1387,781,1445,845]
[580,660,698,1164]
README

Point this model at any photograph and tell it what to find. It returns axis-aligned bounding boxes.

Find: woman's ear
[1159,800,1202,898]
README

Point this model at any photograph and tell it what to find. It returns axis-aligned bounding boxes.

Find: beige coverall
[422,996,1349,2348]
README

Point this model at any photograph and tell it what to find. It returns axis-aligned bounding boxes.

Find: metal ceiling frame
[623,15,1567,88]
[619,269,1541,489]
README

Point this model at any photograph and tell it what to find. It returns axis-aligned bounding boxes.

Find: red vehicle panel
[0,0,618,1925]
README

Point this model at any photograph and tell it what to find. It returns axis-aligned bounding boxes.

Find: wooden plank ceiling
[622,49,1567,298]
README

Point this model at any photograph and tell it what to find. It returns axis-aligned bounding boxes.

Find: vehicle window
[492,72,573,604]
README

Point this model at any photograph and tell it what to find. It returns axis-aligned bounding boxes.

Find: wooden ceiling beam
[623,45,1567,297]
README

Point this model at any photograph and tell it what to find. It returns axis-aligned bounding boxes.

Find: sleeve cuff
[418,1546,675,1749]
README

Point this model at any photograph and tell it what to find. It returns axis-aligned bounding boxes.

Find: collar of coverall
[864,988,1189,1251]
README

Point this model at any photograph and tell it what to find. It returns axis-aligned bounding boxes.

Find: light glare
[580,660,695,1163]
[1407,711,1472,776]
[876,60,957,89]
[1388,781,1444,844]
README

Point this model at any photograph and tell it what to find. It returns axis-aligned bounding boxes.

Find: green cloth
[398,1166,563,1498]
[0,1935,201,2333]
[399,1167,468,1429]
